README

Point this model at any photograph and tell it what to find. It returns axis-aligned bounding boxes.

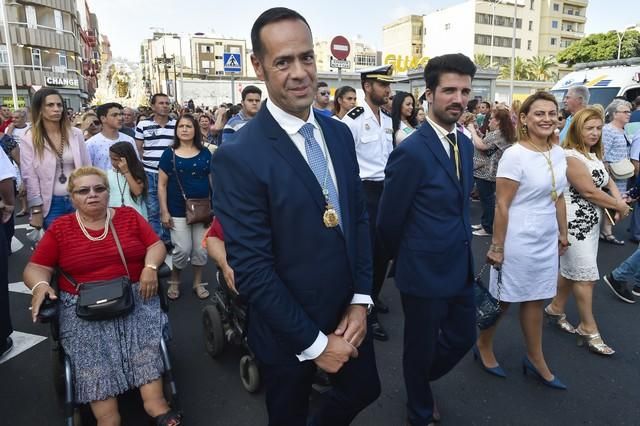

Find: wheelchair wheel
[51,343,66,397]
[202,305,225,357]
[239,355,260,393]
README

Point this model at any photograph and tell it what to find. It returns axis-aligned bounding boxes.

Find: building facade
[382,15,426,75]
[422,0,588,67]
[0,0,104,110]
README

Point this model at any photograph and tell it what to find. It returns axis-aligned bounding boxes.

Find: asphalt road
[2,202,640,425]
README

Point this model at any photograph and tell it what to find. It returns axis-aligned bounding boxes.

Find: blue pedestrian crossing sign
[223,53,242,73]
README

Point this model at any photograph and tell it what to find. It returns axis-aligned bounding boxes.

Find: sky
[89,0,640,62]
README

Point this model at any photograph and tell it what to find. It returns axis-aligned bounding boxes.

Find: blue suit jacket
[377,122,474,298]
[211,106,372,364]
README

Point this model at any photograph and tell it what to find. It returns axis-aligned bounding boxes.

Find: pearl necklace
[76,209,110,241]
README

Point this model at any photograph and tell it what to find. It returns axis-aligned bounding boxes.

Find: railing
[7,20,77,38]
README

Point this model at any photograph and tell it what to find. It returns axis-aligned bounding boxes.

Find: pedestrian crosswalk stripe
[0,331,47,365]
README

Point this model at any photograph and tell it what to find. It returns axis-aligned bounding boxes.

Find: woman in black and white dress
[545,107,630,356]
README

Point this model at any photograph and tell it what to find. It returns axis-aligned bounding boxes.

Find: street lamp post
[1,0,19,108]
[508,0,518,104]
[488,0,504,68]
[173,35,184,105]
[616,30,627,60]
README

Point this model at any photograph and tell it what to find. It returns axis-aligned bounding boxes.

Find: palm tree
[527,56,556,81]
[474,53,491,69]
[499,57,533,80]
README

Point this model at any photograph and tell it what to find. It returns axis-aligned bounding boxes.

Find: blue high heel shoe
[522,356,567,390]
[472,346,507,378]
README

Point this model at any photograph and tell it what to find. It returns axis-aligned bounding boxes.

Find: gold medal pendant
[323,204,339,228]
[551,190,558,202]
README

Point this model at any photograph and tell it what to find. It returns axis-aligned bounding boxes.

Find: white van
[550,58,640,109]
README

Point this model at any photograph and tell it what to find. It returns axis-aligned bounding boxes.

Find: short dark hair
[251,7,311,59]
[96,102,123,121]
[151,93,169,105]
[241,85,262,101]
[467,99,478,113]
[317,81,328,89]
[423,53,477,92]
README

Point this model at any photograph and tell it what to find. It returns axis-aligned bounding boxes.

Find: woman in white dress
[545,107,629,356]
[477,92,569,389]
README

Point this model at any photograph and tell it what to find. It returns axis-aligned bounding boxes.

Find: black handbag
[61,220,134,321]
[474,264,502,330]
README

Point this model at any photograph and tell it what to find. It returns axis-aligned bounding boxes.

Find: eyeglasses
[92,120,101,125]
[72,185,108,196]
[319,91,330,96]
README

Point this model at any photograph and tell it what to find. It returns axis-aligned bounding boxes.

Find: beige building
[420,0,588,67]
[382,15,425,74]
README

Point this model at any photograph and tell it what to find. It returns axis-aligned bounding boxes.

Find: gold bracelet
[489,245,504,253]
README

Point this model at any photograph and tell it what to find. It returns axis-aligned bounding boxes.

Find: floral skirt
[59,283,168,403]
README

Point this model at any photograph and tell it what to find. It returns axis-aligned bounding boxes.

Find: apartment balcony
[561,28,585,39]
[561,11,586,23]
[563,0,588,7]
[0,66,86,92]
[0,24,81,55]
[16,0,77,16]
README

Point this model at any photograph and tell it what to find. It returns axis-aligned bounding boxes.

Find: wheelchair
[202,268,261,393]
[38,264,180,425]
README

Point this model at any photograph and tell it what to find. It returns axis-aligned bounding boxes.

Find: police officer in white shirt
[342,64,395,341]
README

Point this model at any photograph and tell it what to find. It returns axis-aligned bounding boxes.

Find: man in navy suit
[377,54,478,426]
[211,8,380,426]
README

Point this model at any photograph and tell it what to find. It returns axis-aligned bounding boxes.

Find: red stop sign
[330,36,351,61]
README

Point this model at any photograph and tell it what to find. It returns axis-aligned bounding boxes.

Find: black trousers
[0,219,12,342]
[401,290,476,426]
[361,180,391,310]
[260,335,380,426]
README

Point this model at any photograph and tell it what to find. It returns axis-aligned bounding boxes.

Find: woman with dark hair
[391,91,418,145]
[333,85,357,120]
[108,142,148,219]
[20,88,90,229]
[158,114,211,300]
[467,108,517,236]
[477,91,569,389]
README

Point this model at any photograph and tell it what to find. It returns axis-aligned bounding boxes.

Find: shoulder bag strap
[109,218,130,278]
[172,149,188,201]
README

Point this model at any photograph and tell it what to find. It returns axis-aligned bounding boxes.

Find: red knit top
[30,206,160,295]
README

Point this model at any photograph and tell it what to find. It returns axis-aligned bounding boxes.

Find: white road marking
[9,281,30,295]
[0,331,47,365]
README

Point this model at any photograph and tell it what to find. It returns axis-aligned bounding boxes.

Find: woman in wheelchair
[24,167,181,426]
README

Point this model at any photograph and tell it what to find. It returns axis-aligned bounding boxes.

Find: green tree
[474,53,491,68]
[499,57,533,80]
[527,56,556,81]
[557,30,640,66]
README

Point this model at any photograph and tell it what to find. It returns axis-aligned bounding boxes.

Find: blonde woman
[20,88,90,229]
[545,107,628,355]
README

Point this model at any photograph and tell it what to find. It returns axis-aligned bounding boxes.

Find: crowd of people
[1,6,640,426]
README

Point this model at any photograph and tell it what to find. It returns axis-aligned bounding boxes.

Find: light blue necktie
[298,123,342,228]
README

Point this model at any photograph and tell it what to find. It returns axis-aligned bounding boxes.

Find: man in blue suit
[211,8,380,426]
[377,54,477,426]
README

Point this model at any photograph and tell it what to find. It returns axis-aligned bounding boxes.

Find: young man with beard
[342,64,395,341]
[212,7,380,425]
[378,53,477,426]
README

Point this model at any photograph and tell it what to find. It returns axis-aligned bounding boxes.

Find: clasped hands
[313,304,367,374]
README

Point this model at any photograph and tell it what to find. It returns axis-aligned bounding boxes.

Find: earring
[522,123,528,136]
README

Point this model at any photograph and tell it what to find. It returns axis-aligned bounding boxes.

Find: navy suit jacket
[211,106,372,364]
[377,122,474,298]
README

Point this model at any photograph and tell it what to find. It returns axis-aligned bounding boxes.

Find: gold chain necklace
[524,140,558,201]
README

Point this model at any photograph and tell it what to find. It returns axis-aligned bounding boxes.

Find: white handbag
[609,158,635,180]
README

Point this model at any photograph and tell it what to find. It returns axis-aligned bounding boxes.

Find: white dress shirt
[425,115,457,157]
[266,100,373,362]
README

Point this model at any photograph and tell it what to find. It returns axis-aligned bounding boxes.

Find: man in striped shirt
[221,85,262,144]
[135,93,176,244]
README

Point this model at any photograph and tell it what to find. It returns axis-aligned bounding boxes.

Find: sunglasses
[73,185,108,196]
[92,120,101,126]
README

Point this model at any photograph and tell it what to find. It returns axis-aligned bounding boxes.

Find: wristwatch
[144,264,158,271]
